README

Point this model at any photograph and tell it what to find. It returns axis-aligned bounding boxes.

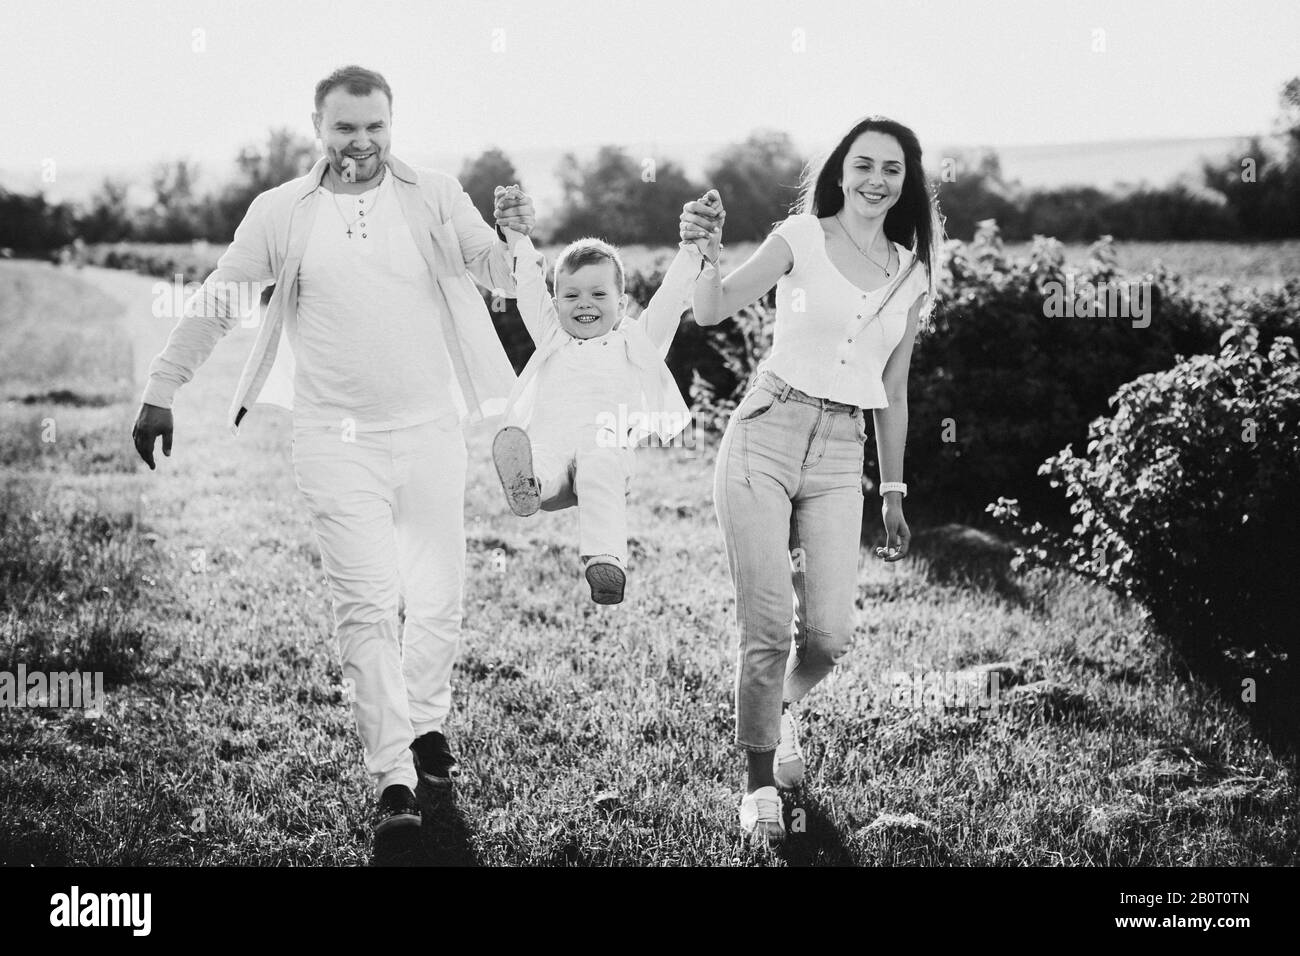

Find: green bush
[686,295,774,435]
[906,226,1300,525]
[908,229,1208,523]
[991,322,1300,670]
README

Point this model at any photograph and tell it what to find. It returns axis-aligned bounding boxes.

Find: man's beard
[330,148,384,183]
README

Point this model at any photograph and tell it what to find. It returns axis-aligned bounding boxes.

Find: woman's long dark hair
[794,115,944,329]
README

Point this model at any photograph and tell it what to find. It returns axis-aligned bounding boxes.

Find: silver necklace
[835,213,894,276]
[327,165,385,238]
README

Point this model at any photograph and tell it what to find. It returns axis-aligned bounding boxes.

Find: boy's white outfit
[140,156,517,797]
[503,235,699,563]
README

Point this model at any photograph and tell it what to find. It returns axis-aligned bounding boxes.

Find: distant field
[0,261,138,475]
[1001,239,1300,287]
[84,238,1297,290]
[79,239,768,286]
[612,238,1300,288]
[1,262,1295,866]
[0,261,135,402]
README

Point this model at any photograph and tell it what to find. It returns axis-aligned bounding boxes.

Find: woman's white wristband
[879,482,908,498]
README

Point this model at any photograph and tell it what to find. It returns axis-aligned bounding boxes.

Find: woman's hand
[875,498,911,561]
[680,189,725,261]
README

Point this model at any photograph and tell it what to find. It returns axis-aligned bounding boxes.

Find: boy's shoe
[773,709,805,789]
[411,731,460,790]
[492,426,541,517]
[739,786,785,844]
[375,784,421,835]
[583,554,626,605]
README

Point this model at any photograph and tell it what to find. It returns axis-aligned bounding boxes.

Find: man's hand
[132,403,174,471]
[875,498,911,561]
[494,184,536,238]
[680,189,725,261]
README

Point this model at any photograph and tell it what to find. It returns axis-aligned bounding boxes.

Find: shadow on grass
[0,832,65,866]
[14,388,119,407]
[779,791,855,866]
[1244,672,1299,756]
[373,787,478,867]
[896,523,1030,607]
[1170,643,1300,759]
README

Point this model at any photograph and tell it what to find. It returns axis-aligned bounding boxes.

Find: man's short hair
[315,66,393,113]
[554,238,625,294]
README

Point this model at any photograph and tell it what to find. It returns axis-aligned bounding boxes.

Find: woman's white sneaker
[739,786,785,843]
[773,709,805,789]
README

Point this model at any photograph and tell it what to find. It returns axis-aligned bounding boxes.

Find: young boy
[491,186,715,604]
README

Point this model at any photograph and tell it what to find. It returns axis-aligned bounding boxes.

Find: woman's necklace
[328,165,385,238]
[835,212,893,276]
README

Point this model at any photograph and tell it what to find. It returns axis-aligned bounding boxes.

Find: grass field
[1,259,1296,866]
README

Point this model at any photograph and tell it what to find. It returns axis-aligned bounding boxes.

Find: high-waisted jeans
[713,371,867,752]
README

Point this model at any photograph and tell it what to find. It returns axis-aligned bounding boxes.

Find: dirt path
[72,265,305,546]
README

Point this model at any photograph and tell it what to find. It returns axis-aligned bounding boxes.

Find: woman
[681,115,943,842]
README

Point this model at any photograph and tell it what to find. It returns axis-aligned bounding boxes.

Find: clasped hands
[679,189,726,263]
[493,184,536,238]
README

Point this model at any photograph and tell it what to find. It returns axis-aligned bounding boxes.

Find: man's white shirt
[289,170,458,431]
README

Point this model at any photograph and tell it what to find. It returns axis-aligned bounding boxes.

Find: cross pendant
[346,227,353,239]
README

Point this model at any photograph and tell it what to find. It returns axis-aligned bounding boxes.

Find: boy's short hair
[554,238,625,294]
[315,65,393,112]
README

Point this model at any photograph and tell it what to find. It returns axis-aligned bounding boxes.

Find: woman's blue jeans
[713,371,867,752]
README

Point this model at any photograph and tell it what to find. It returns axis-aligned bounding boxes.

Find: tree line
[3,78,1297,257]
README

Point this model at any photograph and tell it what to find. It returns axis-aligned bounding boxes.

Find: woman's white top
[757,213,931,409]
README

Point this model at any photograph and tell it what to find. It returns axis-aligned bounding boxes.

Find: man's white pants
[291,419,466,796]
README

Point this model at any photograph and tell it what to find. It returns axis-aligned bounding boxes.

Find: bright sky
[3,0,1297,174]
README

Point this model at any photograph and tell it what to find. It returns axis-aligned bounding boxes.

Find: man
[132,65,536,842]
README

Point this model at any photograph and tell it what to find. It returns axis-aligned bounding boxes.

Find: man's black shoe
[375,784,421,835]
[411,731,460,789]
